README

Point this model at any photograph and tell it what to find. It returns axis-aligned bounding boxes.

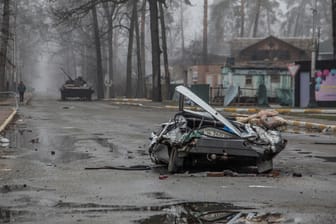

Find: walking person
[17,81,26,103]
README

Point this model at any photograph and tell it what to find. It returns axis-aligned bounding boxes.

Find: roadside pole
[287,63,300,108]
[104,77,112,99]
[308,0,318,107]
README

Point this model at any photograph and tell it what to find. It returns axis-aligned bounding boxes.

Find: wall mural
[315,68,336,101]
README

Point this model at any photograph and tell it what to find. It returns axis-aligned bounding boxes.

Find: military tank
[60,69,94,101]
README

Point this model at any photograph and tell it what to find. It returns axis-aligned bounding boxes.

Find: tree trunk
[113,27,119,95]
[266,9,271,35]
[92,5,104,99]
[103,2,115,98]
[159,2,170,100]
[202,0,208,65]
[135,1,144,98]
[252,0,261,37]
[69,33,77,78]
[180,0,185,63]
[240,0,245,37]
[140,0,147,97]
[293,0,305,36]
[148,0,161,102]
[0,0,11,91]
[126,1,136,98]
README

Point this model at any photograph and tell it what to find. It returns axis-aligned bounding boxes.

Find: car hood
[176,85,242,137]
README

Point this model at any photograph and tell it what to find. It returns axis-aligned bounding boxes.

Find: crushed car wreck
[149,86,287,173]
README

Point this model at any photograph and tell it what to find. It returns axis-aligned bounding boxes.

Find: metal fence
[209,86,284,106]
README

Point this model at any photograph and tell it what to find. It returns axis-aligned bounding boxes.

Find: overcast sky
[183,0,214,41]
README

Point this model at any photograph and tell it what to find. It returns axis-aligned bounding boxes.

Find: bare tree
[92,5,104,99]
[0,0,11,91]
[148,0,161,102]
[103,2,115,97]
[252,0,261,37]
[240,0,245,37]
[135,0,144,98]
[126,1,136,98]
[180,0,185,62]
[139,0,147,97]
[159,1,170,99]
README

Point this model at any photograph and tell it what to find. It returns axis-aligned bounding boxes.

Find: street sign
[288,63,300,77]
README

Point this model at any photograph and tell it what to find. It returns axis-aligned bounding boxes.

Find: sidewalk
[0,108,16,132]
[0,92,32,133]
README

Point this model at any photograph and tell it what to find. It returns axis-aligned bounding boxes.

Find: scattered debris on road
[292,172,302,177]
[159,175,168,180]
[30,138,39,144]
[85,165,152,171]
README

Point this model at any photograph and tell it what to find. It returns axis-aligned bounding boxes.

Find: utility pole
[332,0,336,60]
[308,0,318,107]
[202,0,208,65]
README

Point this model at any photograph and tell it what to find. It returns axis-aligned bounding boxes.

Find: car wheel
[168,147,183,173]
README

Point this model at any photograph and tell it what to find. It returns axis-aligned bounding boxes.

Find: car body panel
[149,85,287,173]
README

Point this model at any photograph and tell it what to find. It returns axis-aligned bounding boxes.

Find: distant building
[228,36,311,104]
[186,64,224,87]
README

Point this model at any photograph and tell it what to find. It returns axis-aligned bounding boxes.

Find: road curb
[284,119,336,133]
[104,98,151,102]
[113,102,336,115]
[218,107,336,114]
[110,102,144,107]
[0,108,17,133]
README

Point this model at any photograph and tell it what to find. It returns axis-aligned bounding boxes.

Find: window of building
[276,50,290,60]
[271,75,280,83]
[245,76,252,86]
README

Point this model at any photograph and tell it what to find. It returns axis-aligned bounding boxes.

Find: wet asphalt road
[1,97,336,224]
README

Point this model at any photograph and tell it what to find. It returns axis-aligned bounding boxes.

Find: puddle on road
[1,125,96,164]
[297,151,312,155]
[0,207,31,223]
[77,137,116,152]
[0,184,28,193]
[314,142,336,145]
[55,201,245,212]
[0,184,55,194]
[94,138,116,152]
[57,151,92,163]
[1,200,283,224]
[56,200,270,224]
[59,201,283,224]
[137,202,244,224]
[314,156,336,163]
[143,192,173,200]
[138,211,283,224]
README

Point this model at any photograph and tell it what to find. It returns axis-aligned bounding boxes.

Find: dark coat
[18,83,26,93]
